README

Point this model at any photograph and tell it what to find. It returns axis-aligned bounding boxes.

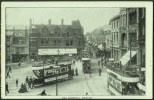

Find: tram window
[117,83,121,90]
[108,77,112,83]
[113,80,116,86]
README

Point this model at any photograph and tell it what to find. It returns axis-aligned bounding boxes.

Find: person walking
[6,71,10,78]
[16,78,18,87]
[9,66,12,73]
[98,67,102,76]
[6,82,9,93]
[29,76,33,89]
[25,76,29,84]
[98,60,100,66]
[18,60,21,66]
[75,68,78,76]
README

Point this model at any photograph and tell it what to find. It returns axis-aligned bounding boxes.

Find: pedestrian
[75,68,78,76]
[6,82,9,93]
[31,77,34,89]
[98,60,100,66]
[6,71,10,78]
[28,80,31,89]
[85,92,88,96]
[40,89,47,96]
[98,67,102,76]
[29,76,33,89]
[18,61,21,66]
[9,66,12,73]
[26,76,29,83]
[16,78,18,87]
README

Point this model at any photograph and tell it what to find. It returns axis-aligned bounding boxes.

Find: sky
[6,8,120,34]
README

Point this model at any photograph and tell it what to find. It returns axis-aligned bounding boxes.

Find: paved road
[5,57,111,96]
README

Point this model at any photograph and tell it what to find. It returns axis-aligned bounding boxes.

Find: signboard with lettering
[38,48,77,55]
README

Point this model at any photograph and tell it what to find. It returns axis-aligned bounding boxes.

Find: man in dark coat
[6,82,9,93]
[75,68,78,76]
[16,78,18,87]
[40,89,47,96]
[26,76,29,83]
[98,67,102,76]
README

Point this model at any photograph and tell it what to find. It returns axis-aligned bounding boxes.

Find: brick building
[29,19,85,61]
[6,25,29,62]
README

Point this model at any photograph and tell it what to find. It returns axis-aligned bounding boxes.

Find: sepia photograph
[1,1,153,99]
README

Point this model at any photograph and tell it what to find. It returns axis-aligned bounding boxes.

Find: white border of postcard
[1,1,153,99]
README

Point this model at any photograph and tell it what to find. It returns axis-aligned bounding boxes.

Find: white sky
[6,8,120,34]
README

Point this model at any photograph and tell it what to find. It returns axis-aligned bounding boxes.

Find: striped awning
[119,50,137,65]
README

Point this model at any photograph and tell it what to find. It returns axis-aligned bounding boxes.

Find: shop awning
[38,48,77,55]
[119,50,137,65]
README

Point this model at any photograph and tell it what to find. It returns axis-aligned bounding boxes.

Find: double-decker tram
[82,50,91,73]
[32,61,74,86]
[107,57,139,95]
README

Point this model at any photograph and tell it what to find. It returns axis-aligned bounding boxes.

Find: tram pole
[56,39,60,96]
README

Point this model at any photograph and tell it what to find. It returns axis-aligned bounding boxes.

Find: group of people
[18,76,34,93]
[25,76,34,89]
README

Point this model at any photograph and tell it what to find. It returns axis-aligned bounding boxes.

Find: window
[70,39,73,45]
[66,39,69,46]
[6,37,10,42]
[41,40,44,44]
[78,41,81,46]
[54,40,57,46]
[117,82,121,90]
[108,77,112,83]
[7,46,10,52]
[19,40,23,44]
[113,79,116,86]
[67,32,69,37]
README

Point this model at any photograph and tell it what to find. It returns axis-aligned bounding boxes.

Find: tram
[107,58,139,95]
[82,50,91,73]
[32,61,74,86]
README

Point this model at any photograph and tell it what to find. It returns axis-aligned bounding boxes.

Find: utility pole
[129,33,132,71]
[56,39,60,96]
[111,33,113,58]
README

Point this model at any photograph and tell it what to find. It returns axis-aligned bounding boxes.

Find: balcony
[106,62,139,82]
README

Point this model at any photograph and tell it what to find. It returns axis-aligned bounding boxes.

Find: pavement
[5,56,111,96]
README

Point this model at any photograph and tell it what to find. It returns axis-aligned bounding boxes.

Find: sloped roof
[6,25,29,30]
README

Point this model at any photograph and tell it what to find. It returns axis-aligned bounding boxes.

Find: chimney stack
[30,19,32,26]
[61,19,64,25]
[48,19,51,25]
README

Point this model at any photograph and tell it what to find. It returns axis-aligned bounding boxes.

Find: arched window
[121,33,127,47]
[117,33,118,44]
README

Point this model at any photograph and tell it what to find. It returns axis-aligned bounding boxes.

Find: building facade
[107,8,146,95]
[110,14,120,60]
[29,19,85,61]
[6,25,29,63]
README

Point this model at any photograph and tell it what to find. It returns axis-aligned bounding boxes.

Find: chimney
[48,19,51,25]
[30,19,32,26]
[13,27,15,36]
[61,19,64,25]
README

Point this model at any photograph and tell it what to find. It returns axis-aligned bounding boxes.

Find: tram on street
[32,61,74,86]
[82,50,91,73]
[107,58,139,95]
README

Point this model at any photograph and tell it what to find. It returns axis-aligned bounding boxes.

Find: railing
[106,61,138,77]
